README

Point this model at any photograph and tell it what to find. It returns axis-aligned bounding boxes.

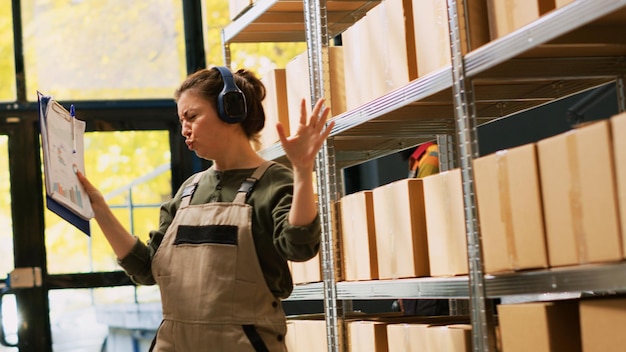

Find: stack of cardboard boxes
[475,114,625,274]
[484,112,626,351]
[498,295,626,352]
[286,315,473,352]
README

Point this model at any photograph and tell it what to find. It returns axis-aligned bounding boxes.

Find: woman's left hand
[277,98,334,172]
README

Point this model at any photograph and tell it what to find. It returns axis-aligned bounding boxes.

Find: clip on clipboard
[38,92,92,236]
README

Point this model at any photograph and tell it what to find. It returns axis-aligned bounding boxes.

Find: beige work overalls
[150,161,287,351]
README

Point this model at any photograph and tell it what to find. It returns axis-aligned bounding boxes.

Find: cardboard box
[387,323,430,352]
[342,0,417,110]
[340,190,379,281]
[285,47,346,136]
[340,17,373,110]
[497,300,581,352]
[413,0,451,77]
[473,143,549,273]
[290,253,321,284]
[555,0,574,8]
[537,121,622,266]
[373,178,429,279]
[347,321,388,352]
[387,318,473,351]
[387,323,431,352]
[413,0,490,76]
[422,169,469,276]
[259,68,289,150]
[426,324,473,352]
[580,297,626,352]
[612,112,626,257]
[286,319,328,352]
[486,0,556,39]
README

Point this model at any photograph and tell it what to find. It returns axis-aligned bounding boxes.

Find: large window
[0,1,16,102]
[0,134,16,352]
[48,286,161,351]
[45,130,172,274]
[21,0,187,102]
[0,135,12,277]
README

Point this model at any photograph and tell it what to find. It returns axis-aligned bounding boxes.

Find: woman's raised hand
[276,98,334,172]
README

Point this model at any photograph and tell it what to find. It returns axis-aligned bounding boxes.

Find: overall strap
[233,161,275,204]
[179,170,207,208]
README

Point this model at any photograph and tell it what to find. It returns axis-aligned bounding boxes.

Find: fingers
[76,171,93,191]
[311,98,327,128]
[76,170,87,184]
[76,170,99,196]
[299,98,308,126]
[320,119,335,140]
[276,122,288,146]
[299,98,329,128]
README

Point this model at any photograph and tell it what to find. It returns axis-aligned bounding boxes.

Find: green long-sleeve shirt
[118,162,321,298]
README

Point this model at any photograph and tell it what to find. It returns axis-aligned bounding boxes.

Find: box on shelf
[342,0,417,110]
[422,169,468,277]
[612,112,626,257]
[413,0,490,77]
[555,0,574,8]
[373,178,429,279]
[579,296,626,351]
[387,323,431,352]
[286,319,328,352]
[497,300,581,352]
[426,324,473,352]
[473,143,549,274]
[289,252,321,284]
[259,68,289,150]
[386,316,473,352]
[340,190,379,281]
[347,321,388,352]
[537,120,622,266]
[486,0,556,39]
[285,47,346,136]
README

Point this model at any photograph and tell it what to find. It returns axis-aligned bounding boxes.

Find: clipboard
[38,92,93,236]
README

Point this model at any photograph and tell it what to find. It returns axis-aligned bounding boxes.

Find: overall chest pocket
[174,224,239,245]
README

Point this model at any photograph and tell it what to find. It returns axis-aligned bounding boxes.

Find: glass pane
[21,0,186,102]
[0,294,18,351]
[0,135,12,276]
[49,286,161,352]
[229,42,308,77]
[0,135,16,352]
[46,130,171,274]
[0,1,16,102]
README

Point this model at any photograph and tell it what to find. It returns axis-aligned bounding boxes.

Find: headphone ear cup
[214,66,247,124]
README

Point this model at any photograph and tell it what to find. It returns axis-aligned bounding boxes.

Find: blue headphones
[213,66,247,124]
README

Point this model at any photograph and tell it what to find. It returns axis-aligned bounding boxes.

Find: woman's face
[177,90,226,160]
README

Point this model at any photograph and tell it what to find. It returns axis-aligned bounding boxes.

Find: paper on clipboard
[38,92,93,234]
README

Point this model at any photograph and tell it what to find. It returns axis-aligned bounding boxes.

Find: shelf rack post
[446,1,497,351]
[303,0,344,351]
[436,134,457,172]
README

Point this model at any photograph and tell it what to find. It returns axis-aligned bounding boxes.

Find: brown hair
[174,67,266,142]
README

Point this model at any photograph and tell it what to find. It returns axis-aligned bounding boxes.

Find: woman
[77,66,334,351]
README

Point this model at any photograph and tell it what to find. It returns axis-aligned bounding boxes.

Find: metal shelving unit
[222,0,626,351]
